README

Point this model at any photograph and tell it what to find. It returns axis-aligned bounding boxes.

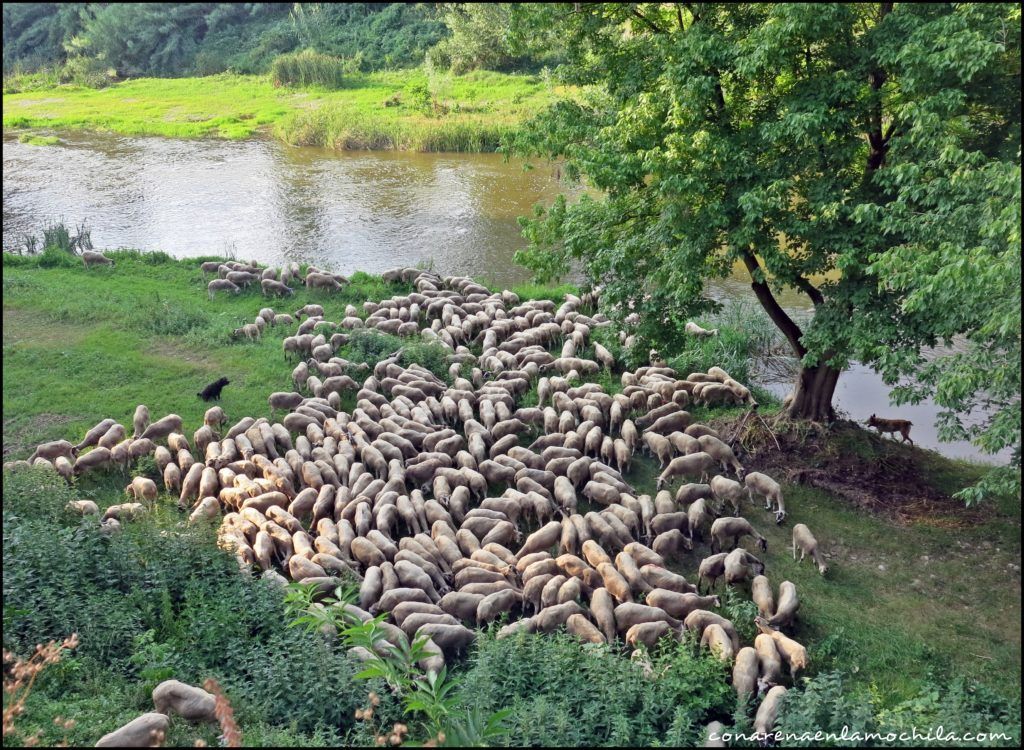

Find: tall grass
[270,50,348,89]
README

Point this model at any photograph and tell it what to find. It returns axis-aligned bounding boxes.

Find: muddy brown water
[2,131,1008,464]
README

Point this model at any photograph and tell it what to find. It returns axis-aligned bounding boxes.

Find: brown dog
[867,414,913,444]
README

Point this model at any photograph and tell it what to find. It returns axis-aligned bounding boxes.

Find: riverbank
[3,251,1020,745]
[2,70,567,152]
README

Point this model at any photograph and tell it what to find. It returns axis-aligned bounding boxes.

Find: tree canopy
[510,3,1020,484]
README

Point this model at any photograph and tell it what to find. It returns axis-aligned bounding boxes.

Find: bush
[2,469,365,740]
[271,49,346,89]
[341,330,450,381]
[455,630,733,746]
[776,672,1021,747]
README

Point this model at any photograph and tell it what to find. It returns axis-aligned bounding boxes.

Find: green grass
[2,69,569,151]
[2,251,408,457]
[16,132,61,146]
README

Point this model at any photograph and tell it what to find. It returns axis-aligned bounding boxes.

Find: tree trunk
[785,363,841,421]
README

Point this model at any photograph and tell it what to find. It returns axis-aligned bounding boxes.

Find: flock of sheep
[10,264,829,746]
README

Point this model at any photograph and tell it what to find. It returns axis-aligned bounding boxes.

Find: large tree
[509,3,1020,443]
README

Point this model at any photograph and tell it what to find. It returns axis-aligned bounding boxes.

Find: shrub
[455,630,733,746]
[270,49,346,89]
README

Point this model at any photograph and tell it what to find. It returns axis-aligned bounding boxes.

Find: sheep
[74,447,112,474]
[82,250,115,268]
[792,523,827,575]
[744,472,786,524]
[751,575,775,618]
[754,633,784,686]
[131,405,149,440]
[208,278,241,298]
[733,646,759,699]
[566,613,606,644]
[262,278,295,297]
[697,435,744,478]
[697,552,728,592]
[74,418,117,451]
[656,452,716,490]
[231,323,262,342]
[644,590,719,619]
[95,713,170,747]
[295,304,325,319]
[66,499,100,515]
[204,406,227,431]
[139,414,183,442]
[723,547,764,585]
[306,272,345,292]
[685,321,718,337]
[268,391,304,411]
[28,439,76,464]
[768,581,800,628]
[710,517,767,553]
[151,680,216,721]
[709,475,744,515]
[755,616,808,678]
[700,623,735,663]
[753,686,788,738]
[125,476,158,502]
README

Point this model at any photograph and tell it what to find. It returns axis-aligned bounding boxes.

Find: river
[2,131,1007,464]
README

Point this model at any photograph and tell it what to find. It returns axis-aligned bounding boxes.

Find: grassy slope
[3,254,1021,739]
[2,70,567,151]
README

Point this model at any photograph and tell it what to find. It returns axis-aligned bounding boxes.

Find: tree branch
[794,275,824,307]
[740,250,808,358]
[631,6,665,34]
[676,3,685,30]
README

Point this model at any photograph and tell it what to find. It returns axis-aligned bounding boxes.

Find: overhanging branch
[740,250,808,358]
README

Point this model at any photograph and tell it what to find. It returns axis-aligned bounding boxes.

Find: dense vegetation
[2,3,447,79]
[508,2,1021,498]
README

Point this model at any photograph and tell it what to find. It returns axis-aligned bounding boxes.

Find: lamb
[207,278,241,298]
[744,472,786,524]
[792,523,827,575]
[710,517,767,553]
[151,679,216,721]
[95,713,170,747]
[82,250,115,268]
[685,321,718,337]
[867,414,913,444]
[198,377,230,401]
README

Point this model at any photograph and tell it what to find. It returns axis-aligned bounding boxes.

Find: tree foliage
[2,3,447,78]
[509,3,1020,482]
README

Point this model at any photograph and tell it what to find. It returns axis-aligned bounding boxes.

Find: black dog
[198,377,230,401]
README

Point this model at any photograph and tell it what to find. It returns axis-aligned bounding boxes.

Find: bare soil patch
[719,414,990,526]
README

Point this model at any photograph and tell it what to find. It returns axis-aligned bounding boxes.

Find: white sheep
[82,250,115,268]
[792,523,828,575]
[744,472,786,524]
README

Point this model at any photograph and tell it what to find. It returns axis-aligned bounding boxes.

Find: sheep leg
[792,538,797,560]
